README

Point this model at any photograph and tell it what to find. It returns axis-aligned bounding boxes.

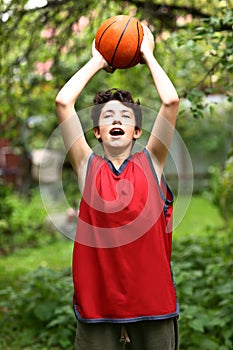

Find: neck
[104,148,132,170]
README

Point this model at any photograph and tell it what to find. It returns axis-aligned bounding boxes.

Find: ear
[133,128,142,140]
[93,127,101,139]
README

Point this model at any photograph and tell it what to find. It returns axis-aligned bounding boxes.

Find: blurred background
[0,0,232,349]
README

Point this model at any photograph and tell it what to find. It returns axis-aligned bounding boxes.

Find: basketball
[95,15,144,69]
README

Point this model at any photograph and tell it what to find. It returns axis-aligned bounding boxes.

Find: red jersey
[72,148,179,323]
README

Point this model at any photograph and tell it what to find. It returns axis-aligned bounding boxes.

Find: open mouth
[109,128,125,136]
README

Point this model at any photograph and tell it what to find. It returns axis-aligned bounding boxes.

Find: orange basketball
[95,15,144,69]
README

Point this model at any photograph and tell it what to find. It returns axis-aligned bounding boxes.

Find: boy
[56,24,179,350]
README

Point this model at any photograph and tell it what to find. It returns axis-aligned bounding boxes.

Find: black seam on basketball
[110,16,132,67]
[127,20,141,67]
[97,18,120,51]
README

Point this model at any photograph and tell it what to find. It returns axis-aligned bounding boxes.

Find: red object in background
[0,139,9,148]
[0,139,20,185]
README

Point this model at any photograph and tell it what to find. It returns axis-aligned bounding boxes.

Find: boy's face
[94,100,142,150]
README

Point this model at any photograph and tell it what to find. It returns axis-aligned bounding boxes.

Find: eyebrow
[103,109,114,114]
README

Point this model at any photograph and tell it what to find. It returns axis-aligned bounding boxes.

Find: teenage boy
[56,24,179,350]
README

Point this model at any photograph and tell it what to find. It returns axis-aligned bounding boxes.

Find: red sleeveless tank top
[72,148,179,322]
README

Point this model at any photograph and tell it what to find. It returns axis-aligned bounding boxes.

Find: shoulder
[132,148,163,184]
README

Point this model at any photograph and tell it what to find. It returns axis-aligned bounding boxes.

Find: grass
[0,195,224,286]
[0,236,73,287]
[174,194,224,236]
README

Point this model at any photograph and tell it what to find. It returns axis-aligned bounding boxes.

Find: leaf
[189,318,205,332]
[201,337,219,350]
[34,301,57,322]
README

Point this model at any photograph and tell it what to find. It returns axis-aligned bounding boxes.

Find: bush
[210,154,233,226]
[173,230,233,349]
[218,156,233,225]
[0,267,76,350]
[0,230,232,349]
[0,185,53,254]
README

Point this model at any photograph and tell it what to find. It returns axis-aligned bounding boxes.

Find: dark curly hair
[91,88,142,129]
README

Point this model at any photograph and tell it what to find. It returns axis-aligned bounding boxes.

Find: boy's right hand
[140,24,155,64]
[92,40,116,73]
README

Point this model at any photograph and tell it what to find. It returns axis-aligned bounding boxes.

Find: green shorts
[75,317,179,350]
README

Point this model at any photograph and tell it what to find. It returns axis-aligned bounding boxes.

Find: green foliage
[0,185,51,254]
[219,156,233,224]
[175,2,233,118]
[175,100,231,192]
[210,154,233,226]
[0,267,75,350]
[1,0,233,145]
[173,230,233,349]
[0,228,232,349]
[177,103,231,155]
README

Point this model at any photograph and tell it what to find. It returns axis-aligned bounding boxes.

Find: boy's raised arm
[55,43,108,176]
[141,25,179,172]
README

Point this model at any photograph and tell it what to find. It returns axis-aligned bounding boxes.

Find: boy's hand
[92,40,116,73]
[140,24,155,63]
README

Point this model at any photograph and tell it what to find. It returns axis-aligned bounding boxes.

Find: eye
[122,114,131,118]
[104,114,113,119]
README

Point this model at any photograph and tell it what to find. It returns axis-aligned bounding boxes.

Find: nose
[112,113,122,124]
[112,119,122,125]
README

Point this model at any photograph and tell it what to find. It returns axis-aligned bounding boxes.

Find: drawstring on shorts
[120,324,131,344]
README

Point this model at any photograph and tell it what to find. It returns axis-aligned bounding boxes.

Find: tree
[1,0,232,144]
